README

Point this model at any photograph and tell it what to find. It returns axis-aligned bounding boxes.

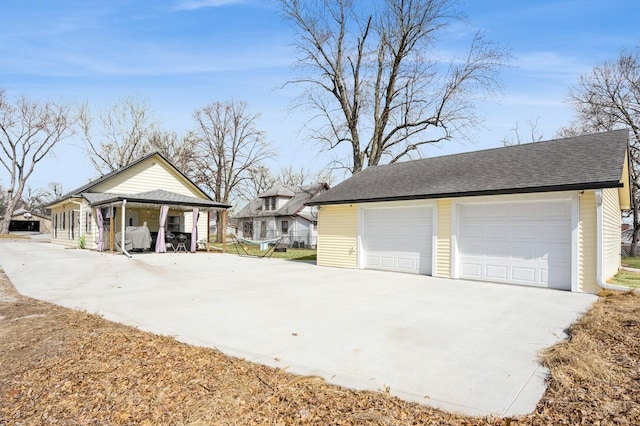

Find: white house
[233,183,329,248]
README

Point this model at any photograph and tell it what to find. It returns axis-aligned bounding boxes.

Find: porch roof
[82,189,230,210]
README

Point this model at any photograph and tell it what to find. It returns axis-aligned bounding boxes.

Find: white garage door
[362,206,433,274]
[458,200,571,290]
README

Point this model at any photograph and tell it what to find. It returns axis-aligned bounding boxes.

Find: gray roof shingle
[82,189,229,209]
[308,129,630,206]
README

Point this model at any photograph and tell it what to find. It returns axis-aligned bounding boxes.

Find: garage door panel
[486,265,508,280]
[512,267,536,283]
[459,201,571,290]
[362,207,433,275]
[461,262,482,278]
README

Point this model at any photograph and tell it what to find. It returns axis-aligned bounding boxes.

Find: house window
[264,198,270,211]
[53,214,58,238]
[281,220,289,234]
[271,197,276,210]
[86,212,91,232]
[167,215,181,233]
[260,221,267,238]
[62,211,66,230]
[243,221,253,237]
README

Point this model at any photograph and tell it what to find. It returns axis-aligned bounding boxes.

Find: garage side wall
[579,190,598,293]
[602,187,621,281]
[436,199,452,277]
[317,204,358,268]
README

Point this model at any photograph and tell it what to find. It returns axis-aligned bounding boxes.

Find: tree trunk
[216,210,224,243]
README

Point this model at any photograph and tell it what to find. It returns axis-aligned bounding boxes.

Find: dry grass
[1,272,639,425]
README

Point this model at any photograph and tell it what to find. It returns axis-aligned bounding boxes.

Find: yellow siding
[317,204,358,268]
[579,191,598,293]
[93,159,202,198]
[436,199,451,277]
[50,201,89,249]
[602,188,621,281]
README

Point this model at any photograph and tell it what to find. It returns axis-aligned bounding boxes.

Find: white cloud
[173,0,246,11]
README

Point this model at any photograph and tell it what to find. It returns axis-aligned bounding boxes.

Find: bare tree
[191,100,275,241]
[24,182,64,214]
[80,96,156,174]
[236,164,278,204]
[148,129,198,178]
[278,165,334,186]
[560,49,640,254]
[502,118,544,146]
[280,0,508,173]
[0,90,75,233]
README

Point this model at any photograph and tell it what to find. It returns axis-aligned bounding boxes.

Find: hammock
[231,235,283,258]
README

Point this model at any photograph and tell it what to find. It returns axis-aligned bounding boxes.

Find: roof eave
[306,181,624,206]
[85,195,230,209]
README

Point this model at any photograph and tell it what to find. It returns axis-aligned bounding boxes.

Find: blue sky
[0,0,638,194]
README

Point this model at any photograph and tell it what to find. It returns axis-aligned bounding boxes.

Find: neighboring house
[307,129,632,293]
[47,152,230,252]
[4,208,52,233]
[233,182,330,248]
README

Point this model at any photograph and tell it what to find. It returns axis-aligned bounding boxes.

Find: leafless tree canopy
[80,97,199,180]
[560,49,640,253]
[190,100,274,241]
[502,118,544,146]
[80,97,156,174]
[280,0,508,173]
[0,89,75,233]
[148,129,198,178]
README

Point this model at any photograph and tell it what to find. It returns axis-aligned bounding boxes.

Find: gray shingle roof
[82,189,229,209]
[234,183,329,219]
[308,129,630,206]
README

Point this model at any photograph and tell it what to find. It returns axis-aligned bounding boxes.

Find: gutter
[595,189,631,292]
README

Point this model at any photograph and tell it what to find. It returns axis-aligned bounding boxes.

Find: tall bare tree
[280,0,508,173]
[148,129,198,178]
[191,100,274,241]
[560,49,640,254]
[0,90,75,233]
[80,96,156,174]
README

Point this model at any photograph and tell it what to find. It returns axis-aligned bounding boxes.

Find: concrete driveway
[0,239,597,416]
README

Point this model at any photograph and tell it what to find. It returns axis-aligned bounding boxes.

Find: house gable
[92,155,206,199]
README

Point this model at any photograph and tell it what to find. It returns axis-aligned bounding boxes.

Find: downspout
[121,199,132,258]
[595,189,630,291]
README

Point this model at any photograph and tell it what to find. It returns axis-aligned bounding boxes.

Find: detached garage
[308,130,632,293]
